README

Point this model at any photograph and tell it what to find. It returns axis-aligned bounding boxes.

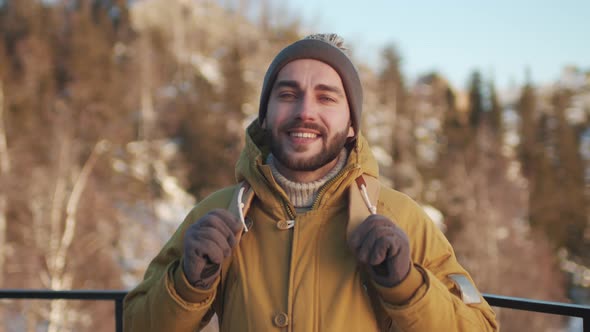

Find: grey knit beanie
[258,37,363,137]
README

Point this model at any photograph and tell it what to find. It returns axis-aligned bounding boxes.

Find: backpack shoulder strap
[214,181,256,324]
[348,174,394,332]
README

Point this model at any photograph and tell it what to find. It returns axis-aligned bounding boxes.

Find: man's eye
[279,92,297,100]
[319,95,336,103]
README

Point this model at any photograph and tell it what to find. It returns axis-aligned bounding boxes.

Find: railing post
[115,296,124,332]
[584,314,588,332]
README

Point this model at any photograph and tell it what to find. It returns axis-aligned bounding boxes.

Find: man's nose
[295,94,317,120]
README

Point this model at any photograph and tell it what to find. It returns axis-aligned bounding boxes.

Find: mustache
[278,120,327,136]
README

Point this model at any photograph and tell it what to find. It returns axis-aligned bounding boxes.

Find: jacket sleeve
[375,191,499,331]
[123,187,235,332]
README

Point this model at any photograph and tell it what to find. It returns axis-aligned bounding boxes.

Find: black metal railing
[1,289,589,331]
[0,289,126,331]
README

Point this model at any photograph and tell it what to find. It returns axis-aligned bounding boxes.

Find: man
[124,33,499,331]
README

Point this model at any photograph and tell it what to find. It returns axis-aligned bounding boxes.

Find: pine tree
[378,44,405,111]
[551,90,588,260]
[378,44,412,166]
[176,67,237,199]
[488,79,503,142]
[528,114,562,243]
[467,70,484,128]
[441,83,467,153]
[516,79,537,177]
[221,43,249,118]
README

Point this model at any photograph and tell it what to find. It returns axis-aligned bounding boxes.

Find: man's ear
[347,125,354,138]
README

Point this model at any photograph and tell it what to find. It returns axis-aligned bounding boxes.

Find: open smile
[286,128,323,143]
[288,131,320,139]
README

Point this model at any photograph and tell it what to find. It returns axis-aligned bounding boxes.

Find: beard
[265,120,350,172]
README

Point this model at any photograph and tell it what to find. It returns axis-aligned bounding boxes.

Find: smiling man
[124,34,499,331]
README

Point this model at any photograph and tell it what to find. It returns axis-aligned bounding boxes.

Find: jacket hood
[235,120,379,210]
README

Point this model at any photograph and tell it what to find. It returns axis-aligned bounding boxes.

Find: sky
[284,0,590,90]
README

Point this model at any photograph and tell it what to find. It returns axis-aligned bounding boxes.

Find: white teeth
[290,132,318,139]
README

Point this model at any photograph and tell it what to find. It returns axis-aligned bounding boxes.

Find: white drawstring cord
[359,184,377,215]
[237,186,249,233]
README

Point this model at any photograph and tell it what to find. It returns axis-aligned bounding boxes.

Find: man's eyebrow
[274,80,300,90]
[274,81,344,97]
[315,84,344,97]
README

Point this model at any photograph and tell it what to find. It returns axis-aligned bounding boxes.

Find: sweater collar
[267,149,348,209]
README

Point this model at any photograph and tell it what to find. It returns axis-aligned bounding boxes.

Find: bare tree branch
[47,139,108,332]
[0,80,8,283]
[48,132,70,277]
[0,77,10,332]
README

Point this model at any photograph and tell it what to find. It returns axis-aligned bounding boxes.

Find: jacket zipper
[310,163,361,210]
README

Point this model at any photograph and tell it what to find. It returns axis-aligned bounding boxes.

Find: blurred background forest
[0,0,588,331]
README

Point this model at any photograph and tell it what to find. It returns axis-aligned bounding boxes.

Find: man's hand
[183,209,243,289]
[348,215,412,287]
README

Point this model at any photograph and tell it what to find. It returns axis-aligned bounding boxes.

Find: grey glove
[182,209,243,289]
[348,214,412,287]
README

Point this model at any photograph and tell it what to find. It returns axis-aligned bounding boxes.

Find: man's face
[263,59,354,174]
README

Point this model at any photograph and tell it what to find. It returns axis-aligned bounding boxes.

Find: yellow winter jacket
[124,121,499,331]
